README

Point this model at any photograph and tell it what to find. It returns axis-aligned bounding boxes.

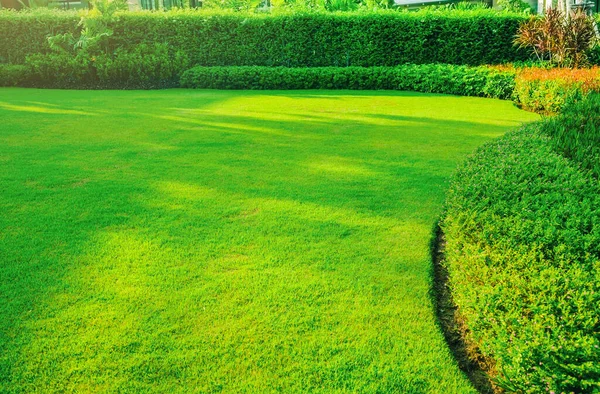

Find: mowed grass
[0,89,538,393]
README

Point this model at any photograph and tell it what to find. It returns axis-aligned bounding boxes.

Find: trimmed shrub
[93,44,190,89]
[181,65,516,99]
[0,64,28,86]
[541,93,600,177]
[0,9,530,67]
[25,53,94,88]
[0,9,79,64]
[512,66,600,113]
[22,43,189,89]
[442,101,600,392]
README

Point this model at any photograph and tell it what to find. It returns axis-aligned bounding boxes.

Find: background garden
[0,0,599,393]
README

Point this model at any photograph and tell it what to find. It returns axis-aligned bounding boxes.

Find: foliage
[26,52,93,86]
[496,0,531,14]
[442,111,600,393]
[320,0,359,12]
[0,9,79,64]
[513,66,600,113]
[181,64,515,99]
[0,63,27,86]
[24,44,189,88]
[200,0,263,11]
[91,0,126,13]
[93,43,190,88]
[18,0,186,88]
[0,8,530,67]
[427,1,490,11]
[145,0,369,12]
[46,0,125,56]
[541,93,600,177]
[514,8,598,68]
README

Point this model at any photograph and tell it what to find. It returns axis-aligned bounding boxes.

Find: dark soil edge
[430,224,498,394]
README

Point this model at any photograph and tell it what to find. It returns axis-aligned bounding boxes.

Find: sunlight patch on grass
[0,101,95,115]
[149,113,305,139]
[306,157,379,178]
[157,181,220,201]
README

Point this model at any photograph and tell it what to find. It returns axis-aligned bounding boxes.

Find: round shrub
[442,113,600,392]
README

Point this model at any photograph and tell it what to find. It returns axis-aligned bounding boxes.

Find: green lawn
[0,88,538,393]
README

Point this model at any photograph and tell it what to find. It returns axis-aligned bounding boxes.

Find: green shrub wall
[442,98,600,392]
[181,65,515,99]
[0,9,530,67]
[0,64,27,86]
[20,43,189,89]
[0,10,79,64]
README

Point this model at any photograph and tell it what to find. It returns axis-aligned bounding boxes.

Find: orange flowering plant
[514,67,600,113]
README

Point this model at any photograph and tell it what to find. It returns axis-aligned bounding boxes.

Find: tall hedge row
[0,9,530,67]
[0,10,79,64]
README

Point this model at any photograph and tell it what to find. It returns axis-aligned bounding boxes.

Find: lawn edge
[430,224,500,394]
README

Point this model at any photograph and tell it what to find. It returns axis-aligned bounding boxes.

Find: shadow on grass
[430,223,498,394]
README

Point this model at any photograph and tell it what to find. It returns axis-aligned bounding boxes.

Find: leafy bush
[442,104,600,393]
[514,8,598,68]
[0,9,530,67]
[94,43,190,88]
[496,0,532,14]
[25,52,93,87]
[181,65,515,99]
[0,64,27,86]
[24,44,189,89]
[541,93,600,177]
[513,66,600,113]
[13,0,188,89]
[0,9,79,64]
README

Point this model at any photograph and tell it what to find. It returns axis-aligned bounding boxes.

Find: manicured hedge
[22,43,189,89]
[442,98,600,392]
[541,94,600,178]
[0,9,79,64]
[0,9,530,67]
[1,61,517,95]
[0,64,27,86]
[180,65,515,98]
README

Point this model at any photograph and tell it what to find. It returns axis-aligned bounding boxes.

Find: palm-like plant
[47,0,126,56]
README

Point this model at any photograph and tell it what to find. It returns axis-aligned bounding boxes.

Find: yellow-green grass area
[0,88,538,393]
